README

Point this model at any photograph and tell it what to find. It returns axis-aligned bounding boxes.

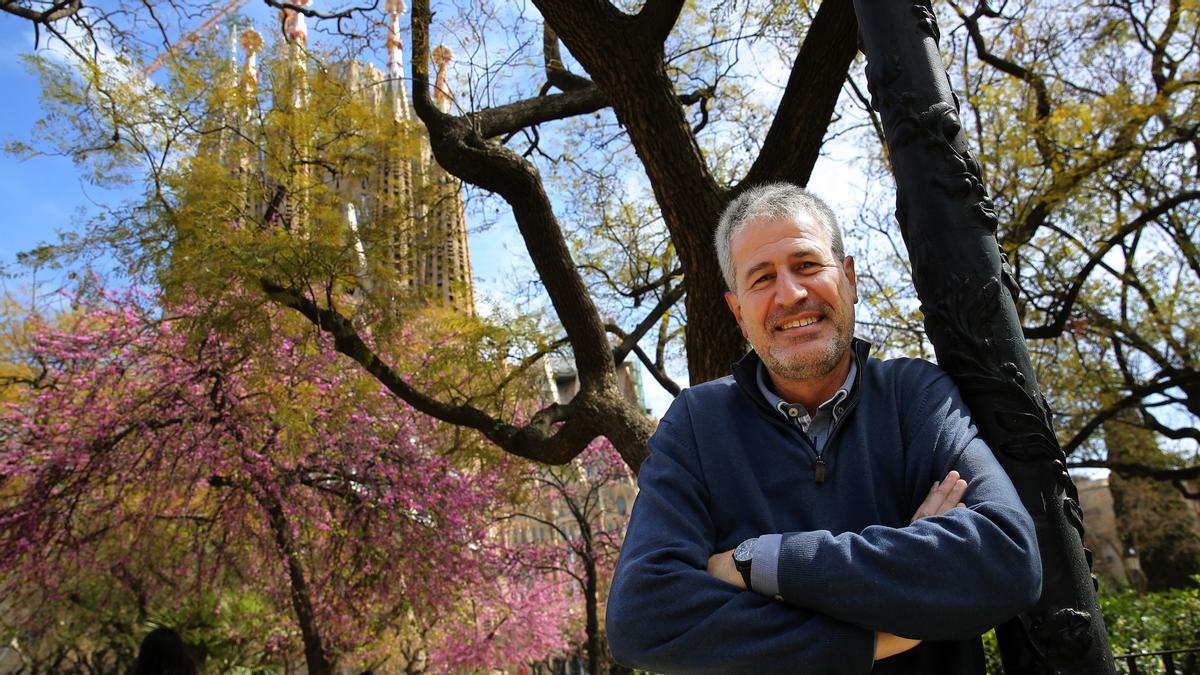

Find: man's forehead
[732,215,833,261]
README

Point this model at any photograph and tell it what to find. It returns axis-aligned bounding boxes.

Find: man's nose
[775,271,808,305]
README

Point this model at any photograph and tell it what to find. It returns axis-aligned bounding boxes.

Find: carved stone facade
[211,3,475,314]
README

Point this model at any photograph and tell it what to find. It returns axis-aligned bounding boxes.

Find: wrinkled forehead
[731,214,834,263]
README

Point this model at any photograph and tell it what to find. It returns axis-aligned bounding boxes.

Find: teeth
[779,317,819,330]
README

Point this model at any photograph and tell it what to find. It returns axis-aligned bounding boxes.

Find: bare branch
[1024,190,1200,339]
[0,0,81,26]
[471,85,707,141]
[1067,460,1200,484]
[740,0,858,188]
[542,23,592,92]
[260,0,377,21]
[609,285,685,366]
[627,341,681,398]
[1062,369,1200,455]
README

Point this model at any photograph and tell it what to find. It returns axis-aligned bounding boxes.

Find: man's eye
[752,274,773,286]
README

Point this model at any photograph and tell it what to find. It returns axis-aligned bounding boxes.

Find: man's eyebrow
[741,249,823,283]
[742,261,772,283]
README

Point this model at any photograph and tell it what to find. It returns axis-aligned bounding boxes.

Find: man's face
[723,215,858,383]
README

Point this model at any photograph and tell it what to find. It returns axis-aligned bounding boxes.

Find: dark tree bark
[852,0,1114,671]
[584,551,600,675]
[256,484,334,675]
[386,0,857,473]
[534,0,859,385]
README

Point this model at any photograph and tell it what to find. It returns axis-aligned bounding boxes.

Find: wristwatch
[733,537,756,591]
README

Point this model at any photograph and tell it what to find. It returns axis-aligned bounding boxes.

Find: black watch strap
[733,538,756,592]
[737,560,753,591]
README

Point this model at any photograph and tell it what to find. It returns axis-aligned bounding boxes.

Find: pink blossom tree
[0,288,574,673]
[503,439,634,675]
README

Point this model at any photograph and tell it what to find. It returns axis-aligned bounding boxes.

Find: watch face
[733,538,756,563]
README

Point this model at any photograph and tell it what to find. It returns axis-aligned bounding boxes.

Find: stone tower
[213,1,475,314]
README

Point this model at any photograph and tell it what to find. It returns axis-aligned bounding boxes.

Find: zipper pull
[815,457,826,483]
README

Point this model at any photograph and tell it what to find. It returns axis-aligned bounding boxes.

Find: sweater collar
[756,356,857,421]
[733,337,871,420]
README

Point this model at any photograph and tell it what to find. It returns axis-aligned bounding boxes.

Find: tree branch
[1067,460,1200,483]
[740,0,859,188]
[957,4,1050,119]
[543,24,593,92]
[1062,369,1200,455]
[412,0,614,383]
[260,278,601,465]
[608,284,685,366]
[636,0,685,45]
[0,0,81,25]
[1024,190,1200,339]
[628,341,681,398]
[471,85,707,141]
[472,87,608,139]
[260,0,378,21]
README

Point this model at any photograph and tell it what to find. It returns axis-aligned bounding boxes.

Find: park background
[0,0,1198,672]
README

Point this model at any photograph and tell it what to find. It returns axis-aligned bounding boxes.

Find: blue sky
[0,12,525,291]
[0,20,121,288]
[0,10,680,413]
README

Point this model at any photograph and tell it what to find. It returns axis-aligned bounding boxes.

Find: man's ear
[843,255,859,304]
[724,290,746,334]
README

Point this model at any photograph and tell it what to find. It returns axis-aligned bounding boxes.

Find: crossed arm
[606,379,1041,674]
[706,470,969,661]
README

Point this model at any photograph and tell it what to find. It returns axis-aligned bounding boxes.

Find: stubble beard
[760,307,853,383]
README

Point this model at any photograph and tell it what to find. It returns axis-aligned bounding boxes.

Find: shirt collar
[755,353,858,421]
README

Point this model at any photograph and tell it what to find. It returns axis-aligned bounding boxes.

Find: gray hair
[714,183,844,291]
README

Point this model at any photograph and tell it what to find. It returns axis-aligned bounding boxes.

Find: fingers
[910,470,968,523]
[875,632,922,660]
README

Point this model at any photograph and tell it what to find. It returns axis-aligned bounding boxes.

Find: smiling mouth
[776,316,821,330]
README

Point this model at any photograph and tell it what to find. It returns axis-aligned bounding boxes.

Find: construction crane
[141,0,249,76]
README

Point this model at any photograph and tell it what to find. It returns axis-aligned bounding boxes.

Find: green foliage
[983,581,1200,673]
[1102,581,1200,674]
[852,0,1200,488]
[0,549,294,672]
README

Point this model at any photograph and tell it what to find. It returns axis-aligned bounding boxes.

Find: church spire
[384,0,409,119]
[432,44,453,114]
[239,26,262,90]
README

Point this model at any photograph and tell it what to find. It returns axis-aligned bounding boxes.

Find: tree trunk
[585,554,600,675]
[257,486,334,675]
[851,0,1115,672]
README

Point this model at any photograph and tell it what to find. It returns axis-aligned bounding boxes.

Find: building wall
[1075,475,1146,591]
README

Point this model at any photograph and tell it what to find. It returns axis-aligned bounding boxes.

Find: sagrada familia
[201,0,475,315]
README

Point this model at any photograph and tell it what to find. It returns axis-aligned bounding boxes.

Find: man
[605,183,1041,674]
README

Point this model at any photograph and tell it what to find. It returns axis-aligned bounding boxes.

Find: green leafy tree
[3,0,865,474]
[849,0,1200,493]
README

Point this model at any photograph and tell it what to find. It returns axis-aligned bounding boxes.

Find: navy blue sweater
[606,345,1042,674]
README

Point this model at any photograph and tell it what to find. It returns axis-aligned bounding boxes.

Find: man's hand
[911,470,967,523]
[706,549,746,589]
[703,470,964,659]
[875,632,921,661]
[708,470,968,587]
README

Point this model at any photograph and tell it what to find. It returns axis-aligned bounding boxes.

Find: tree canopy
[848,0,1200,495]
[0,287,576,672]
